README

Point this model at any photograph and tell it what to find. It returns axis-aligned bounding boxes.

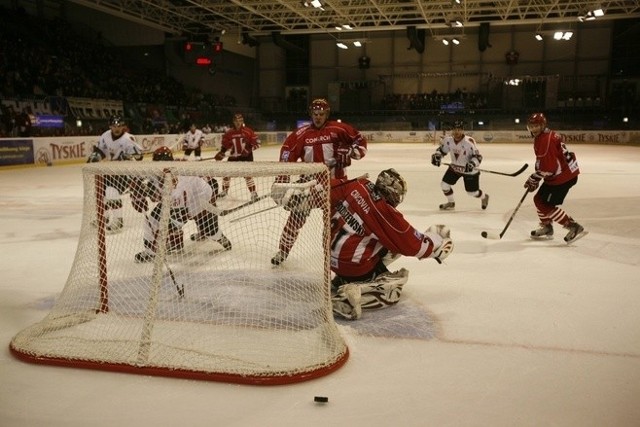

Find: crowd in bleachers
[0,5,237,137]
[381,89,489,111]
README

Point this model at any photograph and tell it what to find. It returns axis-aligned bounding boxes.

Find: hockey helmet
[375,168,407,207]
[152,146,174,161]
[309,98,330,114]
[527,112,547,136]
[109,115,126,127]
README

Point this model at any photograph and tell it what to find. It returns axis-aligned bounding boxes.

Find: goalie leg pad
[332,269,409,319]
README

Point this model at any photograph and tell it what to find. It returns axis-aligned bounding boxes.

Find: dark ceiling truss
[68,0,640,38]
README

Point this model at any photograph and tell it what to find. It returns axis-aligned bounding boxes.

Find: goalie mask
[152,146,173,161]
[375,168,407,207]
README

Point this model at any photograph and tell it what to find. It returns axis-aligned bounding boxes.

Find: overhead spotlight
[553,31,563,40]
[514,118,520,124]
[310,0,323,8]
[336,42,348,49]
[593,8,604,17]
[535,33,543,41]
[452,38,460,45]
[562,31,573,40]
[442,39,449,45]
[342,24,353,30]
[353,41,362,47]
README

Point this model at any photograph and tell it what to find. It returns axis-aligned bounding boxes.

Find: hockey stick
[481,189,529,240]
[442,162,529,177]
[229,173,370,224]
[164,260,184,298]
[219,194,269,216]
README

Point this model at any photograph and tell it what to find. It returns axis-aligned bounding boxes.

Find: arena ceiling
[69,0,640,38]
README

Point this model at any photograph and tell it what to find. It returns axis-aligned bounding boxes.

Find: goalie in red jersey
[524,112,587,244]
[328,169,453,320]
[272,168,454,320]
[270,98,368,266]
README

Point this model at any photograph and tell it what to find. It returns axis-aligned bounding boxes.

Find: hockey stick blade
[164,261,184,298]
[481,189,529,240]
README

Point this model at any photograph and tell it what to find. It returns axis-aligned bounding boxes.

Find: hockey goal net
[10,160,348,384]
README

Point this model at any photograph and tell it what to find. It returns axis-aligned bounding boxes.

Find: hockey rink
[1,142,639,426]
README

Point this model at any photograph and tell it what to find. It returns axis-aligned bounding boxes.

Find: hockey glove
[87,151,102,163]
[431,152,442,167]
[524,173,542,192]
[283,189,311,213]
[423,226,454,264]
[336,147,353,168]
[214,151,225,161]
[465,162,476,173]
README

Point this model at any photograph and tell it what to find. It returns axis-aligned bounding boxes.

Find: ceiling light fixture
[336,42,348,49]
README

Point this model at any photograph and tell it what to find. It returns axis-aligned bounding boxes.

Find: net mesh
[10,160,348,384]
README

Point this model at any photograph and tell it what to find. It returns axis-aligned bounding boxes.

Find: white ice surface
[1,143,639,427]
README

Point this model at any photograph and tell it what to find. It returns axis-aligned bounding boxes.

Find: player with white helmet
[134,146,232,263]
[88,115,144,232]
[431,120,489,211]
[180,123,205,161]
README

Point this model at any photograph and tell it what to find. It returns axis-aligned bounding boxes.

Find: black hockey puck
[314,396,328,403]
[481,231,488,238]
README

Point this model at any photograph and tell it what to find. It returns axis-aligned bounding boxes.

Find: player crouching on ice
[272,168,454,320]
[132,146,232,263]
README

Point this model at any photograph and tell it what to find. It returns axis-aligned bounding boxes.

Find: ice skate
[481,193,489,210]
[106,218,123,232]
[439,201,455,211]
[217,234,233,251]
[134,250,155,263]
[250,191,260,202]
[218,191,227,198]
[270,250,288,266]
[531,223,554,240]
[564,221,587,244]
[190,232,206,241]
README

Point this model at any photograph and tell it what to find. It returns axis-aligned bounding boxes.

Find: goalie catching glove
[423,224,454,264]
[271,180,323,213]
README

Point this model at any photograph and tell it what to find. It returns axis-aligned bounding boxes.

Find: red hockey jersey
[329,177,435,277]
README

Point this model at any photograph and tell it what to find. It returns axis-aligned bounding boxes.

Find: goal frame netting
[10,160,349,385]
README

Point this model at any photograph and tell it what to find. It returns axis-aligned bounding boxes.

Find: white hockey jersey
[182,129,204,150]
[437,133,482,174]
[96,130,143,161]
